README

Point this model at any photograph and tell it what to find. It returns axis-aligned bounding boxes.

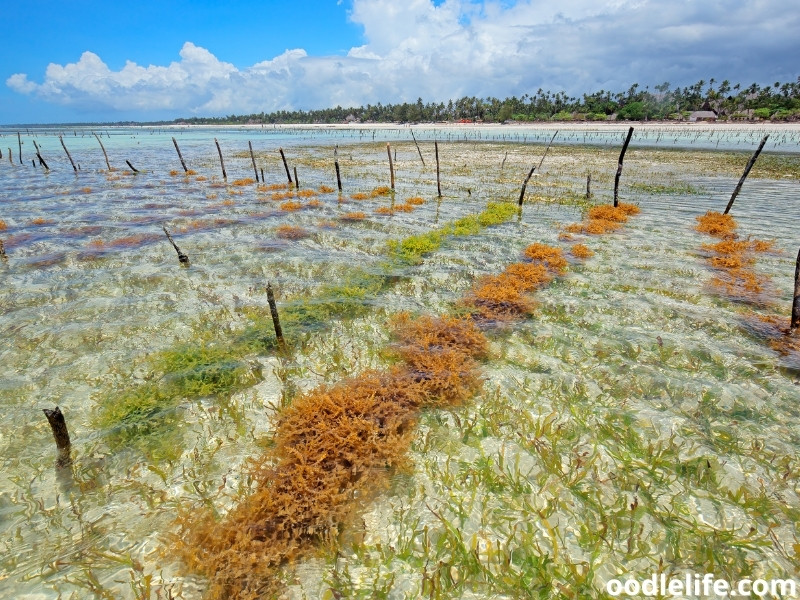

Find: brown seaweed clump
[564,203,639,235]
[571,243,594,259]
[340,211,366,221]
[275,225,310,240]
[466,245,561,322]
[171,315,487,599]
[695,211,737,237]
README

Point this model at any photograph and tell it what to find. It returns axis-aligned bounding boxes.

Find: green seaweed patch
[388,201,516,264]
[629,181,701,194]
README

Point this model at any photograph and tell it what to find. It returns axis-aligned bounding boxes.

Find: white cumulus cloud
[6,0,799,117]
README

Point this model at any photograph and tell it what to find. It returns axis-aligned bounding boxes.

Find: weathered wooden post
[519,130,558,206]
[126,160,140,173]
[214,138,227,181]
[163,227,190,266]
[435,140,441,198]
[586,173,591,198]
[248,141,259,182]
[43,406,71,467]
[93,132,111,170]
[410,129,425,166]
[17,131,22,164]
[172,137,188,173]
[60,136,78,173]
[266,283,286,352]
[724,134,769,215]
[279,148,293,185]
[334,146,343,193]
[387,143,395,190]
[791,247,800,330]
[613,127,634,207]
[293,166,299,189]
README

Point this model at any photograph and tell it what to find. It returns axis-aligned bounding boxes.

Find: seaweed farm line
[1,125,800,598]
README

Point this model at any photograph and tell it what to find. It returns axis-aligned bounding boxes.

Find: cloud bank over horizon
[7,0,800,119]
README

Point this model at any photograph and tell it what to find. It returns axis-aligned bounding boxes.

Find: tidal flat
[1,125,799,599]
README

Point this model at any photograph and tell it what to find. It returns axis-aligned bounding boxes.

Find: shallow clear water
[1,126,799,598]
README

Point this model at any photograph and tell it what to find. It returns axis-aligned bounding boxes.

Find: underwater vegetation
[564,202,641,235]
[172,315,488,599]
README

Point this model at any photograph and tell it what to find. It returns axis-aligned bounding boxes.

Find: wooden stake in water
[586,173,592,199]
[126,160,140,173]
[267,282,286,352]
[248,141,259,182]
[17,131,22,164]
[163,226,190,266]
[334,146,342,193]
[410,129,425,166]
[792,247,800,329]
[172,137,188,173]
[435,140,442,198]
[42,406,71,467]
[724,134,769,215]
[279,147,293,185]
[214,138,227,181]
[7,148,11,165]
[613,127,634,207]
[93,132,111,170]
[33,140,50,171]
[59,136,77,173]
[387,143,395,190]
[519,130,558,206]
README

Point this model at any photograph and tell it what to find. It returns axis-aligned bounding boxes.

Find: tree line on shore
[175,77,800,126]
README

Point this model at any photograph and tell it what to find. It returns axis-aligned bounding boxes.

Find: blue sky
[2,0,798,124]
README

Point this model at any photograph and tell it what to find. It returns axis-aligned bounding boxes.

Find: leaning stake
[435,140,442,198]
[93,132,111,170]
[172,137,188,173]
[279,147,293,185]
[613,127,634,207]
[519,129,558,206]
[791,247,800,329]
[163,226,190,266]
[214,138,227,181]
[266,283,286,351]
[387,143,395,190]
[126,160,140,173]
[724,134,769,215]
[60,136,77,173]
[248,141,259,182]
[410,129,425,166]
[42,406,71,467]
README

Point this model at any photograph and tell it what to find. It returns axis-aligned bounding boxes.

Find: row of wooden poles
[31,128,800,466]
[4,129,446,197]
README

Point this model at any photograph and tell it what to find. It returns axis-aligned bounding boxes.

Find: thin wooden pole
[724,134,769,215]
[613,126,634,207]
[7,148,11,165]
[93,132,111,170]
[214,138,227,181]
[586,173,592,199]
[33,141,50,170]
[163,227,189,266]
[172,137,188,173]
[260,167,265,182]
[334,146,342,193]
[387,143,395,190]
[410,129,425,166]
[279,148,293,185]
[293,166,299,189]
[519,130,558,206]
[435,140,441,198]
[43,406,71,467]
[791,247,800,329]
[248,141,259,182]
[60,136,77,173]
[126,160,140,173]
[17,132,22,164]
[266,283,286,352]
